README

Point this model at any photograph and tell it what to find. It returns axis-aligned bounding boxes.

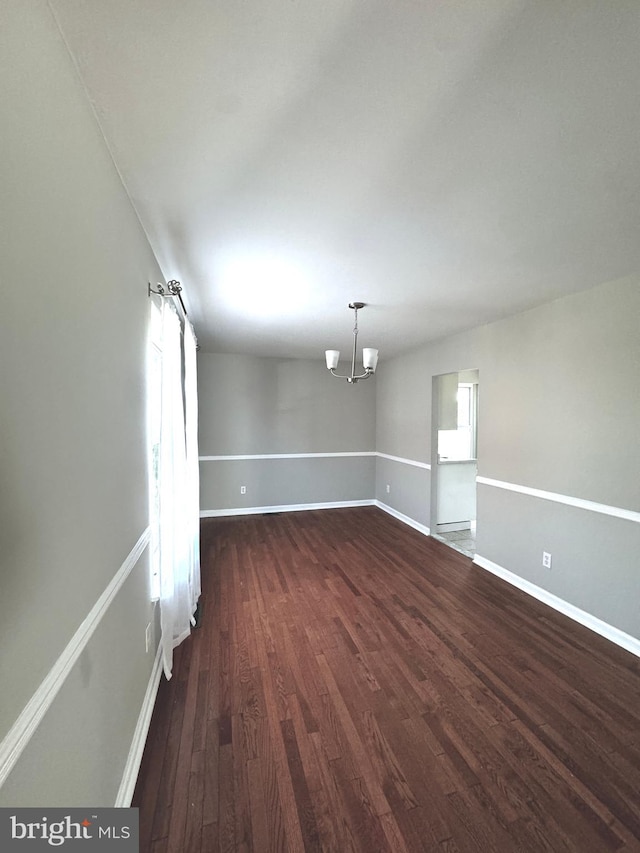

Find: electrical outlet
[145,622,152,653]
[386,484,391,493]
[240,485,247,495]
[542,551,552,569]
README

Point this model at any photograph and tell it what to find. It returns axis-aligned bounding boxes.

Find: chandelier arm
[329,368,373,380]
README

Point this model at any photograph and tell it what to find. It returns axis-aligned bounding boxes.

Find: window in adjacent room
[437,382,478,461]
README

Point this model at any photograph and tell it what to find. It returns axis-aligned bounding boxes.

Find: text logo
[1,809,138,850]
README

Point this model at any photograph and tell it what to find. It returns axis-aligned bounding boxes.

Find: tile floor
[434,524,476,558]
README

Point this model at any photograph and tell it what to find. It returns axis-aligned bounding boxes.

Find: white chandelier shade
[362,347,379,371]
[325,349,340,370]
[325,302,379,384]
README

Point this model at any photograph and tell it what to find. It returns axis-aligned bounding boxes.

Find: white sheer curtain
[183,320,201,628]
[157,302,200,679]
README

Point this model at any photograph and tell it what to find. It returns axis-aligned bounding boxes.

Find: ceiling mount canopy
[325,302,379,384]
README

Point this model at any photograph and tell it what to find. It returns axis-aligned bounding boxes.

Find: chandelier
[325,302,379,383]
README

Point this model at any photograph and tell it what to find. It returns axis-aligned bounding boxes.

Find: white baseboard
[374,501,430,537]
[115,642,164,807]
[474,554,640,659]
[200,499,375,518]
[201,499,432,538]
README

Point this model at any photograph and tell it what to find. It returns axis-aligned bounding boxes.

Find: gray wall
[0,1,160,805]
[375,457,430,529]
[198,353,376,511]
[375,275,640,639]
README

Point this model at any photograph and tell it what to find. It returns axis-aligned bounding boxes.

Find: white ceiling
[50,0,640,358]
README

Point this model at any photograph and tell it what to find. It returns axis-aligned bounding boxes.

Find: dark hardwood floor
[132,507,640,852]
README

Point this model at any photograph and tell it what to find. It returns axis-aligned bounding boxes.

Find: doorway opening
[430,369,479,557]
